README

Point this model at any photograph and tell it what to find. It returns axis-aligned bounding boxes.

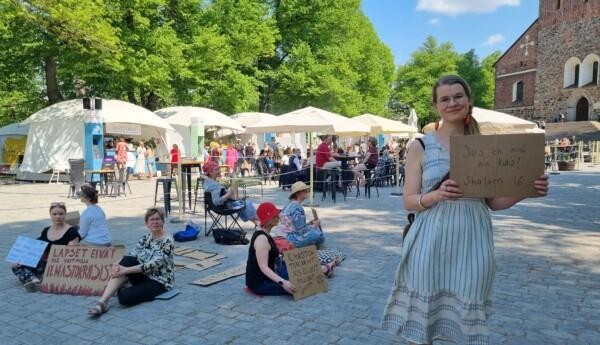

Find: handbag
[402,138,449,239]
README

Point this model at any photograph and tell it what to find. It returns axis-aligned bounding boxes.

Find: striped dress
[382,134,496,345]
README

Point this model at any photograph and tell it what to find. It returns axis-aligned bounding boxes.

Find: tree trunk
[143,91,159,111]
[45,56,63,105]
[127,91,138,104]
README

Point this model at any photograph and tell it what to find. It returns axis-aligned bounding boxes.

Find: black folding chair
[204,192,244,236]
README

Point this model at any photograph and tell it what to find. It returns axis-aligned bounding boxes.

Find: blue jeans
[287,228,325,248]
[239,200,257,222]
[251,260,290,296]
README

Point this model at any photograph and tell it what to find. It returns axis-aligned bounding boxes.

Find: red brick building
[494,0,600,122]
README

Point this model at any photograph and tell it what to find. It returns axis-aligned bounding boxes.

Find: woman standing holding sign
[88,208,174,317]
[382,75,549,345]
[11,203,80,292]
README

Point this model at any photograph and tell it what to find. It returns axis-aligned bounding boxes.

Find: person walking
[382,75,549,345]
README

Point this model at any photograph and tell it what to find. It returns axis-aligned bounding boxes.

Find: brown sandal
[88,301,108,318]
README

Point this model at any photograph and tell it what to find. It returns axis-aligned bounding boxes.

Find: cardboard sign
[5,236,49,267]
[283,245,327,300]
[41,245,125,296]
[190,264,246,287]
[450,134,545,198]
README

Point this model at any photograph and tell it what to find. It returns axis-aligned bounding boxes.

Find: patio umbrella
[353,113,417,134]
[244,106,369,136]
[232,112,277,127]
[155,106,244,132]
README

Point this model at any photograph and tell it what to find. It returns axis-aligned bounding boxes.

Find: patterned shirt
[129,234,175,290]
[279,201,318,237]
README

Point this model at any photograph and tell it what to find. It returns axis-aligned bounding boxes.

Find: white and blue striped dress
[383,134,496,345]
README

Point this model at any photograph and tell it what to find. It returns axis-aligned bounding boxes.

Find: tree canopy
[0,0,394,126]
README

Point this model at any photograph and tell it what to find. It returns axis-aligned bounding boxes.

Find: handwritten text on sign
[450,134,544,198]
[5,236,48,267]
[41,245,124,296]
[283,245,327,301]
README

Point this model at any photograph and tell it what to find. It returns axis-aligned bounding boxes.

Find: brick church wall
[534,0,600,120]
[494,21,539,118]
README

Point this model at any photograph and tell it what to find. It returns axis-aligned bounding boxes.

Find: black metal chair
[204,191,244,236]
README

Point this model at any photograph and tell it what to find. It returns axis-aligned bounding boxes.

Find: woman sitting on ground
[202,160,259,226]
[79,185,111,246]
[88,208,174,317]
[246,202,334,296]
[272,181,325,248]
[12,203,80,292]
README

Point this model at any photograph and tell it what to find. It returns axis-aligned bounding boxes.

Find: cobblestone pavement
[0,169,598,345]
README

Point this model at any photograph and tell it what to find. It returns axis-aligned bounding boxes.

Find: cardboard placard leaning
[450,134,544,198]
[41,245,125,296]
[283,245,327,301]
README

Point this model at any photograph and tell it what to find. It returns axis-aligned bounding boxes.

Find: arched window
[564,57,581,88]
[581,54,600,86]
[512,81,524,103]
[556,0,561,10]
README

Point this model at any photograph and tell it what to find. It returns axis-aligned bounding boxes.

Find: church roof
[493,19,539,67]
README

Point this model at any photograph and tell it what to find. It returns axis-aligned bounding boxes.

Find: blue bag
[173,224,199,242]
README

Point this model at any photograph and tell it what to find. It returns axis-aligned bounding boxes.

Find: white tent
[20,99,177,173]
[0,123,29,166]
[155,106,244,155]
[353,114,417,134]
[244,106,370,136]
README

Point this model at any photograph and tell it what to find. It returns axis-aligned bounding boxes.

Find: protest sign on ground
[41,245,125,296]
[284,245,327,300]
[450,134,545,198]
[5,236,48,267]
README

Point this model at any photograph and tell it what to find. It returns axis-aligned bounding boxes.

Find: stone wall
[534,15,600,120]
[494,21,539,114]
[495,106,536,119]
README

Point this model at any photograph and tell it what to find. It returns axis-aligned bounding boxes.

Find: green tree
[479,50,502,109]
[391,36,458,126]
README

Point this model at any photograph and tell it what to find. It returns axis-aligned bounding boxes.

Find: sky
[362,0,539,65]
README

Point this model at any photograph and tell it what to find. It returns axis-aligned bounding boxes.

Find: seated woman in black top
[11,202,80,292]
[246,202,296,296]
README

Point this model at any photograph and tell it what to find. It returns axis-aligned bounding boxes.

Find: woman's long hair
[432,75,481,136]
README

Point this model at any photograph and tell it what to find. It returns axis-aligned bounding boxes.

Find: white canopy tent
[155,106,244,155]
[353,113,417,134]
[20,99,178,174]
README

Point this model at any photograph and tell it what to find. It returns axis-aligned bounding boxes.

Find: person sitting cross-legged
[271,182,325,248]
[87,208,174,317]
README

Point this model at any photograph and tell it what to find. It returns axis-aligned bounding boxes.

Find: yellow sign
[2,137,26,164]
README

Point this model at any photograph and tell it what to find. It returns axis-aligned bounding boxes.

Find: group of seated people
[12,185,112,292]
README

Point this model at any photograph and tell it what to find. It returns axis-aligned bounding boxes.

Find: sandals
[23,280,41,293]
[88,301,108,318]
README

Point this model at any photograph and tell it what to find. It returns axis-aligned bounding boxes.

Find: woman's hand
[533,174,549,196]
[437,179,463,201]
[282,280,296,294]
[310,219,321,227]
[111,263,127,278]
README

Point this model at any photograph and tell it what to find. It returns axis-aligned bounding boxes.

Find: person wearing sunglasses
[11,202,80,292]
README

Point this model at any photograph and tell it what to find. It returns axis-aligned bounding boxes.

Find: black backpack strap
[416,138,425,150]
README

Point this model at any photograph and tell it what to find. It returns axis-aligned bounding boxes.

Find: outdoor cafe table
[86,169,116,195]
[180,161,203,211]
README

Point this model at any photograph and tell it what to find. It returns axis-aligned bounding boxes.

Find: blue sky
[362,0,539,65]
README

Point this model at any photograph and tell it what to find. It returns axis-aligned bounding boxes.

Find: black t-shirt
[246,230,279,290]
[38,226,80,260]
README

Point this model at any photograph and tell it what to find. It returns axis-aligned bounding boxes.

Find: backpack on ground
[212,228,249,245]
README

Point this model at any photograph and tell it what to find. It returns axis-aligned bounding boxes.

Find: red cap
[202,160,219,174]
[256,202,281,228]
